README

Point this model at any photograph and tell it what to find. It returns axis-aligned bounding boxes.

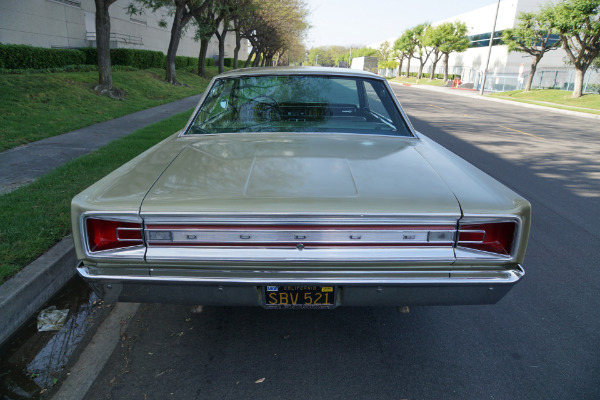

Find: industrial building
[0,0,248,61]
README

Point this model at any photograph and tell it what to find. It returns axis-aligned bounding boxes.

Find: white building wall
[374,0,572,83]
[0,0,247,60]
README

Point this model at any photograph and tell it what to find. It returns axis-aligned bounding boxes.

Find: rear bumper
[76,263,524,306]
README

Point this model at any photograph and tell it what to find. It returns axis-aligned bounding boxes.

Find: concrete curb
[0,237,76,346]
[389,81,600,120]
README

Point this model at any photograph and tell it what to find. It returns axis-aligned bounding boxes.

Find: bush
[205,58,215,67]
[110,48,164,69]
[79,47,98,65]
[223,57,235,68]
[175,55,199,69]
[0,44,85,69]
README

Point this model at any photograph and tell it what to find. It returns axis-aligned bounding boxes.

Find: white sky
[304,0,496,48]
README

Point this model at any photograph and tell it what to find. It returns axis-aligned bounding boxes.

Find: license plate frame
[264,285,336,309]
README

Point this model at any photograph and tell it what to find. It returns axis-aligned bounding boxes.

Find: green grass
[0,109,193,283]
[0,67,218,151]
[389,76,448,86]
[488,89,600,115]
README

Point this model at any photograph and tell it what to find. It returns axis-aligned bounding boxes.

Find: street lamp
[480,0,501,95]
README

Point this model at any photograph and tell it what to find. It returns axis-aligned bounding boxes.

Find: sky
[304,0,498,48]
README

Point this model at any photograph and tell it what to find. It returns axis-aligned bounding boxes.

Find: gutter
[0,236,76,346]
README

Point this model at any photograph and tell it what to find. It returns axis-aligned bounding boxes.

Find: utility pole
[480,0,501,95]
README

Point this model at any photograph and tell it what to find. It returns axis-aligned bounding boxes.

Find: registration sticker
[266,286,279,292]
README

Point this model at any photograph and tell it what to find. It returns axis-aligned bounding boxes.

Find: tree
[412,23,434,79]
[191,0,218,78]
[131,0,209,84]
[502,10,561,92]
[434,21,469,83]
[395,29,418,77]
[551,0,600,98]
[94,0,124,98]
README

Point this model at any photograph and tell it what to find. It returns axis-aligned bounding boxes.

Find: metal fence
[379,65,600,94]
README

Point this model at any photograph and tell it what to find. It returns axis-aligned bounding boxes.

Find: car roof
[216,66,385,80]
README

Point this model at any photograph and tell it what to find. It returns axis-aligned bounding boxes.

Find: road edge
[389,81,600,120]
[50,302,141,400]
[0,236,76,346]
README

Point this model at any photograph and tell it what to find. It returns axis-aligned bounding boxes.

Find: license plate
[264,285,336,308]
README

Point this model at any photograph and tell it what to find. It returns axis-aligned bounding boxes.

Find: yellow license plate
[264,286,336,308]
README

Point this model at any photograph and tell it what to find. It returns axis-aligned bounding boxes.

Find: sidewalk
[389,81,600,121]
[0,94,202,194]
[0,94,201,346]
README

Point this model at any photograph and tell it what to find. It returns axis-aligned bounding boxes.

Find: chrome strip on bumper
[77,264,524,286]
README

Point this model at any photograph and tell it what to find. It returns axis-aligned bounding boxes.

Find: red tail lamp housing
[86,218,143,252]
[458,221,517,256]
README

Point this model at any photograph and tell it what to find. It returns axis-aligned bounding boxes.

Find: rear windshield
[186,75,413,137]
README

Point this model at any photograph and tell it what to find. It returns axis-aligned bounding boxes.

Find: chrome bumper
[76,263,524,306]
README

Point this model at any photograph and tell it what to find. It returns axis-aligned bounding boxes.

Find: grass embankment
[487,89,600,115]
[0,110,193,282]
[0,67,218,151]
[389,76,448,87]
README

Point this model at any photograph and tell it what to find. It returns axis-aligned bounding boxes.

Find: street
[81,85,600,400]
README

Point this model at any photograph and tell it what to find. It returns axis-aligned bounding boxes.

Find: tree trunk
[405,58,411,78]
[524,55,540,93]
[233,26,241,69]
[165,2,191,85]
[417,61,424,79]
[396,57,403,77]
[572,67,585,98]
[442,53,449,84]
[260,54,266,67]
[429,53,439,81]
[198,38,209,78]
[94,0,119,97]
[252,51,261,67]
[215,27,228,74]
[245,48,255,68]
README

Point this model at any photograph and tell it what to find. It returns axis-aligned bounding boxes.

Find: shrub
[110,48,164,69]
[0,44,85,69]
[205,58,215,67]
[175,55,199,69]
[223,57,235,68]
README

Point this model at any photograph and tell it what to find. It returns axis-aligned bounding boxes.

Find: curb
[389,81,600,120]
[0,237,76,346]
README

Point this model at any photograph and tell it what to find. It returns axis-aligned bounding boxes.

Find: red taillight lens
[458,221,517,256]
[86,218,143,252]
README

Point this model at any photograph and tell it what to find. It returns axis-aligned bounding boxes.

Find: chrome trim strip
[141,213,461,225]
[145,228,456,245]
[144,246,456,263]
[77,264,524,285]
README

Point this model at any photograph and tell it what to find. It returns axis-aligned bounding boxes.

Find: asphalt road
[82,86,600,400]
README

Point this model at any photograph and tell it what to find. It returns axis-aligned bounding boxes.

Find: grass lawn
[488,89,600,115]
[0,109,193,283]
[0,67,218,151]
[389,76,448,87]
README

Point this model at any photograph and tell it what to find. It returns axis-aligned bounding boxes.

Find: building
[373,0,598,92]
[0,0,248,61]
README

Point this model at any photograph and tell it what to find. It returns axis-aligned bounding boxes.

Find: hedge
[0,44,85,69]
[108,48,164,69]
[223,57,235,68]
[1,43,216,71]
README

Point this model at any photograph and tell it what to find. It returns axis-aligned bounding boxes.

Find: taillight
[457,221,517,256]
[86,218,143,252]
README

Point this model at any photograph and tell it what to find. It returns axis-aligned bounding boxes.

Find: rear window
[186,75,412,137]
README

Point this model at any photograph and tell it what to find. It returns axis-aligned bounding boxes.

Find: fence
[381,64,600,94]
